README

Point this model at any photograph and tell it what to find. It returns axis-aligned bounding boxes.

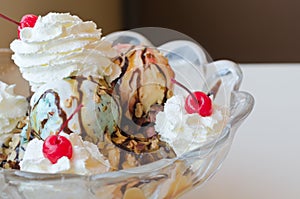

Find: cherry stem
[0,13,20,26]
[207,79,221,99]
[57,103,83,135]
[171,78,199,107]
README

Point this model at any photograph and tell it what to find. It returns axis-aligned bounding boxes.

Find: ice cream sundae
[0,11,228,172]
[0,11,239,199]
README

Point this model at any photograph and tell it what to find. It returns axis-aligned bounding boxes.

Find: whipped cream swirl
[10,12,121,91]
[155,95,226,156]
[0,81,28,134]
[20,133,110,175]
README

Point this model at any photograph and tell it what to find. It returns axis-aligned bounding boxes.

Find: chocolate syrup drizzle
[32,89,72,134]
[107,46,178,155]
[120,47,171,131]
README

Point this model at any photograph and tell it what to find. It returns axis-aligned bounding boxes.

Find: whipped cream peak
[155,95,226,156]
[20,13,100,43]
[0,81,28,134]
[10,12,121,91]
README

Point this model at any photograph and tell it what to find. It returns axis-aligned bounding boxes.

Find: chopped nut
[3,160,20,170]
[0,154,7,161]
[97,142,105,150]
[17,119,27,129]
[3,162,10,169]
[122,154,138,169]
[167,89,173,99]
[111,130,127,145]
[126,139,137,151]
[9,134,20,149]
[7,151,17,161]
[64,98,73,108]
[123,188,146,199]
[94,93,101,103]
[98,89,107,96]
[4,148,11,156]
[135,103,143,118]
[150,138,159,150]
[108,148,120,170]
[102,105,108,112]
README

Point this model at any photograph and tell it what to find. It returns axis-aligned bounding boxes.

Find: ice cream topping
[0,81,28,134]
[20,132,110,175]
[0,13,38,39]
[155,95,225,156]
[10,12,121,91]
[17,14,38,39]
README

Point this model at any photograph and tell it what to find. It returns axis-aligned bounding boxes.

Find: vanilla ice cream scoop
[10,12,121,91]
[29,76,121,144]
[114,46,174,125]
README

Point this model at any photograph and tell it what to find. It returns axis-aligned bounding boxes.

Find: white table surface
[182,64,300,199]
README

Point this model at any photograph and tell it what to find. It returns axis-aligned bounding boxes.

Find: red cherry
[42,135,73,164]
[171,78,213,117]
[18,14,38,38]
[185,91,213,117]
[42,104,83,164]
[0,13,38,39]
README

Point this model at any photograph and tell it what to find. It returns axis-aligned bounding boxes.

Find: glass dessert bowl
[0,30,254,199]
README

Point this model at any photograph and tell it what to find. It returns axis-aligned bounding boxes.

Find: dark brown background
[122,0,300,62]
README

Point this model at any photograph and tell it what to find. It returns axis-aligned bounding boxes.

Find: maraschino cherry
[42,104,83,164]
[42,135,73,164]
[171,78,213,117]
[0,13,38,38]
[17,14,38,38]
